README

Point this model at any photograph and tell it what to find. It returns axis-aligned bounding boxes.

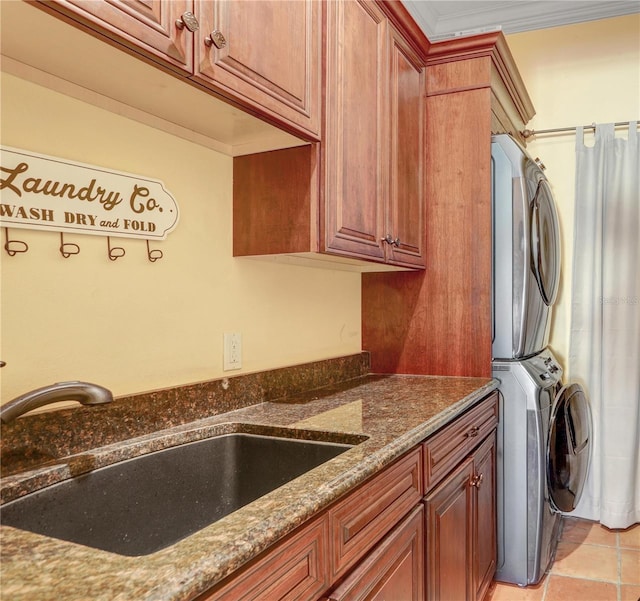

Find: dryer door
[531,180,560,306]
[547,383,592,512]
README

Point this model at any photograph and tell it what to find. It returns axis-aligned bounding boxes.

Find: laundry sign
[0,146,179,239]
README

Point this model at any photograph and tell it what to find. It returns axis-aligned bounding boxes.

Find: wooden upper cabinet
[323,0,426,268]
[194,0,321,138]
[36,0,321,139]
[323,0,388,263]
[386,26,426,268]
[46,0,194,71]
[233,0,427,270]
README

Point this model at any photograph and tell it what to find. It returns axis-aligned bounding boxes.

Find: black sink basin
[0,431,356,556]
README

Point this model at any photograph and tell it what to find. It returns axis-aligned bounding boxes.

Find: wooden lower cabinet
[196,395,498,601]
[324,505,425,601]
[198,449,422,601]
[424,432,497,601]
[473,433,497,601]
[425,457,474,601]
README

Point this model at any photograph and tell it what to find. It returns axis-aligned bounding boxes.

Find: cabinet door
[194,0,321,137]
[323,0,387,262]
[326,505,424,601]
[53,0,194,71]
[385,26,426,268]
[425,457,474,601]
[472,433,497,601]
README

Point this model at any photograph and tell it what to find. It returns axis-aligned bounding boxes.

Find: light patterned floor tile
[551,541,618,581]
[561,517,619,547]
[620,524,640,550]
[485,578,546,601]
[621,549,640,585]
[545,574,617,601]
[485,518,640,601]
[621,583,640,601]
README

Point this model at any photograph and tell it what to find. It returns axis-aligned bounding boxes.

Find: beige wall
[506,14,640,368]
[0,74,362,402]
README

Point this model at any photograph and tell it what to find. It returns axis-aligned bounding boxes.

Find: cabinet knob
[205,30,227,49]
[382,235,401,247]
[465,426,480,438]
[470,473,484,488]
[175,11,199,32]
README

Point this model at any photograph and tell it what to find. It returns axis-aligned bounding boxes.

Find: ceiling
[402,0,640,41]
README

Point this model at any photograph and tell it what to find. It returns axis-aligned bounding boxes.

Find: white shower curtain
[569,122,640,529]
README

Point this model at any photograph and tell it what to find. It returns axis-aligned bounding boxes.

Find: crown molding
[402,0,640,41]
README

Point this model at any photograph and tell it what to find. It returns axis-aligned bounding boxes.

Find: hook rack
[1,227,163,261]
[3,228,29,256]
[146,240,163,263]
[107,237,126,261]
[59,232,80,258]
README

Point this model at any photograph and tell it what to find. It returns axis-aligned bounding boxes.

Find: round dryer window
[531,179,561,306]
[547,383,592,512]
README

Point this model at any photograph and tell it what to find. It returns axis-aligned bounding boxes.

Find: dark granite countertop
[0,373,497,601]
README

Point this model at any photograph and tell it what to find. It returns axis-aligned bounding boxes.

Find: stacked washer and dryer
[491,135,592,586]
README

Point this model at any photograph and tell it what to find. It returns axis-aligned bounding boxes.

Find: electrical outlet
[223,332,242,371]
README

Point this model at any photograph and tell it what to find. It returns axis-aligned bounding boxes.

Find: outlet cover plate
[223,332,242,371]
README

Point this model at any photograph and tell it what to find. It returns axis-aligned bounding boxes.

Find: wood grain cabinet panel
[386,25,426,268]
[474,432,497,601]
[41,0,194,71]
[329,448,423,580]
[425,457,475,601]
[35,0,321,138]
[325,505,425,601]
[197,515,330,601]
[362,33,535,376]
[323,0,426,267]
[423,393,499,601]
[323,0,387,262]
[194,0,321,137]
[232,0,427,269]
[423,392,498,493]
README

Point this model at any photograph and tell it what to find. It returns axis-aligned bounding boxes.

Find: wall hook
[146,240,163,263]
[3,228,29,256]
[107,237,125,261]
[59,232,80,258]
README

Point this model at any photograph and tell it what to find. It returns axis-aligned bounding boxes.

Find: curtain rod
[522,120,638,139]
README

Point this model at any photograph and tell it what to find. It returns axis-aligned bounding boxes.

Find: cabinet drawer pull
[465,426,480,438]
[205,29,227,49]
[175,11,199,32]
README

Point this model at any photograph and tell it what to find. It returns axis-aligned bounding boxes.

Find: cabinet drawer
[325,505,424,601]
[329,448,423,580]
[423,392,498,493]
[200,515,329,601]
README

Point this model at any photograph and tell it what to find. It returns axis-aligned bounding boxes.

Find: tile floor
[486,517,640,601]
